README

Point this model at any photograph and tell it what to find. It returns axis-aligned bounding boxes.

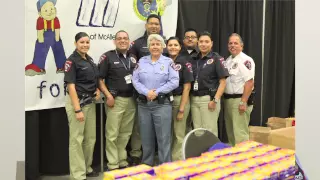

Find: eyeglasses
[184,36,197,40]
[116,37,129,41]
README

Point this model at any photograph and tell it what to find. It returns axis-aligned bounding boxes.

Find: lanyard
[196,59,206,81]
[116,50,131,71]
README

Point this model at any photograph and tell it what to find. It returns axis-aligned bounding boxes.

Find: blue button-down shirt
[132,55,179,96]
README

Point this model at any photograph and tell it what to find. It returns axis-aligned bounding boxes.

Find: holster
[79,93,96,108]
[138,94,147,103]
[248,90,256,106]
[158,93,166,104]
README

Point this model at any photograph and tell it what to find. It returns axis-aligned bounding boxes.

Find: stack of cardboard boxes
[249,117,295,150]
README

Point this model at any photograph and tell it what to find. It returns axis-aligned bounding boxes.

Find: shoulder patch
[244,60,252,70]
[64,60,72,72]
[207,58,214,64]
[219,57,227,68]
[175,64,182,71]
[130,57,137,64]
[185,62,193,72]
[99,54,107,64]
[170,62,178,71]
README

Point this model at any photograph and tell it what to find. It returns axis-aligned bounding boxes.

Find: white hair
[147,34,166,48]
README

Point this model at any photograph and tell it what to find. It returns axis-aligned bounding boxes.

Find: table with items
[103,141,296,180]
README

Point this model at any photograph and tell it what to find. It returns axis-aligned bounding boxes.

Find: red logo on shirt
[244,60,252,70]
[186,62,193,72]
[64,61,72,72]
[99,54,107,64]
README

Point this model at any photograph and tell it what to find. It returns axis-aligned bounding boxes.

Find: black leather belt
[192,90,209,96]
[224,93,242,99]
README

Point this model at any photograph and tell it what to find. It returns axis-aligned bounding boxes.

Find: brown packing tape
[268,126,295,150]
[249,126,271,144]
[266,117,293,130]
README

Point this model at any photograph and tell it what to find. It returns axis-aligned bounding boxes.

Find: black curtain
[176,0,263,141]
[263,0,295,123]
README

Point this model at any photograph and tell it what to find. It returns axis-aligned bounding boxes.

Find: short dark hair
[75,32,89,42]
[146,14,160,23]
[184,28,198,37]
[115,30,129,39]
[198,31,212,41]
[166,36,181,46]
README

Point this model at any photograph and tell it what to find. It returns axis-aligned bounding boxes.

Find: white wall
[0,0,25,179]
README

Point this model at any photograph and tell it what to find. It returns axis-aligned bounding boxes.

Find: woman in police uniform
[166,37,194,161]
[190,31,229,137]
[132,34,179,166]
[64,32,100,180]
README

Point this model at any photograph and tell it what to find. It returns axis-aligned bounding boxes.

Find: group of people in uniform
[64,14,255,180]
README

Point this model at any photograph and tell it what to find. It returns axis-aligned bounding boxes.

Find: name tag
[193,81,198,91]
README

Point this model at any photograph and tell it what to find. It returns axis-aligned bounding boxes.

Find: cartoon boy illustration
[25,0,66,76]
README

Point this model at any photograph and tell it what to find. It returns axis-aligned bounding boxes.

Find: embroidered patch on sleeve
[99,54,107,64]
[186,62,193,72]
[64,61,72,72]
[244,60,252,70]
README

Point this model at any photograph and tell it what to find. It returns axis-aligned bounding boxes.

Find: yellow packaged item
[130,173,153,180]
[158,168,191,180]
[103,164,153,180]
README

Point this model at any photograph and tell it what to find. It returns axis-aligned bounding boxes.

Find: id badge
[169,95,174,102]
[124,74,132,84]
[194,81,199,91]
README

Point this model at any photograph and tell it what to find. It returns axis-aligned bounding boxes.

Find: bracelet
[75,109,82,113]
[179,109,184,113]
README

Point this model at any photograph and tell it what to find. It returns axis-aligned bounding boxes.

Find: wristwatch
[213,98,220,104]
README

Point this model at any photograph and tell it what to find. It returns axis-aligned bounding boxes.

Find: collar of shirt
[73,50,92,61]
[231,52,243,61]
[146,54,166,64]
[196,51,214,60]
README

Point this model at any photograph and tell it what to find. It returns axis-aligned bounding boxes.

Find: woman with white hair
[132,34,179,166]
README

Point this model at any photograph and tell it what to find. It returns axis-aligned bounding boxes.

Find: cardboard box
[268,126,295,150]
[266,117,294,130]
[249,126,271,144]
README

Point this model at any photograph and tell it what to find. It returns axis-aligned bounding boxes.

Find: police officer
[190,31,229,137]
[132,34,179,166]
[181,28,199,59]
[128,13,166,165]
[180,28,199,133]
[64,32,100,180]
[98,30,137,170]
[224,33,255,146]
[129,14,166,60]
[166,37,194,161]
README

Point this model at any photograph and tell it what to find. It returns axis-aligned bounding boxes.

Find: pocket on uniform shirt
[155,71,169,82]
[229,68,241,83]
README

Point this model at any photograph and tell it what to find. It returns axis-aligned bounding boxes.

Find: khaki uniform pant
[224,98,253,146]
[190,95,220,136]
[65,95,96,180]
[129,106,142,158]
[171,95,190,161]
[105,97,136,170]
